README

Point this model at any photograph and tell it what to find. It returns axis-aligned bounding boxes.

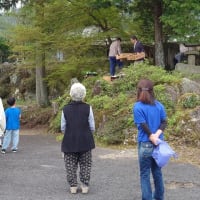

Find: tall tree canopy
[131,0,200,66]
[131,0,165,66]
[0,37,10,62]
[162,0,200,42]
[43,0,137,84]
[10,0,138,104]
[6,0,200,102]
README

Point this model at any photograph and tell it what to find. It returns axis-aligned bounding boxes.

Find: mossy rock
[178,93,200,108]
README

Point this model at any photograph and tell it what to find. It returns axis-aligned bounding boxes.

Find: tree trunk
[35,50,49,107]
[154,1,165,67]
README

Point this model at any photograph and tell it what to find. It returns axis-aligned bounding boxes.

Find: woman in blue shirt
[133,79,167,200]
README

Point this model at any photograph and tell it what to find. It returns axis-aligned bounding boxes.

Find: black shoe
[1,149,6,154]
[12,149,17,153]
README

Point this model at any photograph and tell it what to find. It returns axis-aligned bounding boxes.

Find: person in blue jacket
[133,79,167,200]
[1,97,21,154]
[130,35,144,54]
[130,35,145,63]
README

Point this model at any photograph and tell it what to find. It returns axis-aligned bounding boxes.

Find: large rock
[190,106,200,125]
[176,106,200,146]
[10,73,19,85]
[165,85,180,103]
[93,80,101,96]
[0,62,14,75]
[186,107,200,146]
[181,78,200,94]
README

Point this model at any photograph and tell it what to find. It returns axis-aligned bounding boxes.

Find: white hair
[70,83,86,101]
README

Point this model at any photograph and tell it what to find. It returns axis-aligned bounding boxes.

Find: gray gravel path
[0,133,200,200]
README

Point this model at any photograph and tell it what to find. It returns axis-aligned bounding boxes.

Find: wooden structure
[116,52,145,61]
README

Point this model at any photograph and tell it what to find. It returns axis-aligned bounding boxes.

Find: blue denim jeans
[138,142,164,200]
[2,129,20,150]
[109,56,123,76]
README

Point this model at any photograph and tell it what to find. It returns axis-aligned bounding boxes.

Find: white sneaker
[81,185,89,194]
[70,187,78,194]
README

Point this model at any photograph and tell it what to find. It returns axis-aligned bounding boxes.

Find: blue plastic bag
[152,139,177,168]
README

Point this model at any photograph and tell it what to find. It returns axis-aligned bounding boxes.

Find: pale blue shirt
[61,106,95,133]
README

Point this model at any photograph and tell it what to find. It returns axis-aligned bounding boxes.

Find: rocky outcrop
[93,80,102,96]
[176,106,200,146]
[0,63,35,99]
[181,78,200,94]
[176,63,200,74]
[164,78,200,106]
[190,106,200,125]
[165,85,180,103]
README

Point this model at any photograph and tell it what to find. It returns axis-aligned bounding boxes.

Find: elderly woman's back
[61,100,95,152]
[60,83,95,194]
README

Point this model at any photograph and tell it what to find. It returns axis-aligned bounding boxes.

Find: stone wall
[175,63,200,74]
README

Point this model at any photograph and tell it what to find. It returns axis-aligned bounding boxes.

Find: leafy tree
[11,0,138,100]
[11,0,50,107]
[131,0,200,67]
[131,0,165,67]
[162,0,200,42]
[33,0,50,107]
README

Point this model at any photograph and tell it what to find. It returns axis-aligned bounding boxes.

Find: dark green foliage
[0,85,11,98]
[46,56,108,94]
[179,93,200,109]
[95,117,127,145]
[162,0,200,42]
[154,84,175,115]
[0,37,10,63]
[0,0,19,10]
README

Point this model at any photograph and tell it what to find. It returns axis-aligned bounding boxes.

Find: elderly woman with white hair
[61,83,95,194]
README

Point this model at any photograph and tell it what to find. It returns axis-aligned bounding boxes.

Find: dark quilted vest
[61,101,95,153]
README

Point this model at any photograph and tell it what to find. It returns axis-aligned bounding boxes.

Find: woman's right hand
[149,134,159,145]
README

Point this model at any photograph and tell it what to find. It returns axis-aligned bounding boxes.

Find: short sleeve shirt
[5,107,21,130]
[133,100,167,142]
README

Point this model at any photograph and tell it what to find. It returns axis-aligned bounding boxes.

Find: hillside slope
[51,63,200,147]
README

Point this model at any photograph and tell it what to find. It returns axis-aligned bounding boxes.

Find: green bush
[112,63,182,93]
[49,93,71,132]
[154,84,175,114]
[89,95,112,109]
[96,116,129,145]
[179,93,200,108]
